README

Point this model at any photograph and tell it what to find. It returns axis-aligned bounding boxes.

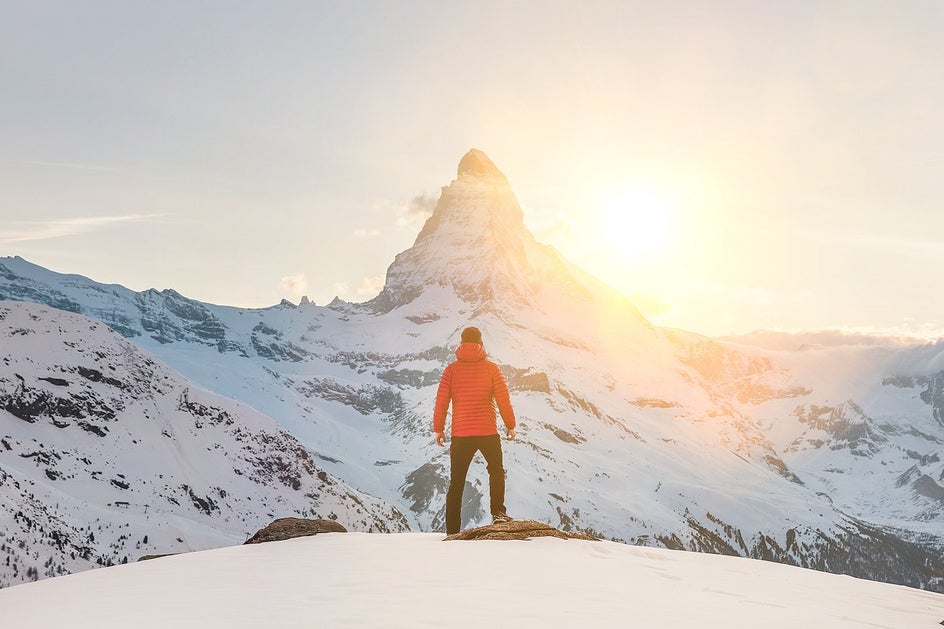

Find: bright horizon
[2,2,943,339]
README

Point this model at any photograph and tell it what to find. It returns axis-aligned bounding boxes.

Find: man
[433,326,517,535]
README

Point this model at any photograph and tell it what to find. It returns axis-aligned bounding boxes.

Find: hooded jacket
[433,342,516,437]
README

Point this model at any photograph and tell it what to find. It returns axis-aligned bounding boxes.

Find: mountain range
[1,149,942,591]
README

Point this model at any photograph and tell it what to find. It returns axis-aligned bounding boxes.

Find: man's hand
[434,431,446,447]
[506,427,516,441]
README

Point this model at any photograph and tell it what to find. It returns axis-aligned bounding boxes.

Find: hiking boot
[492,511,513,525]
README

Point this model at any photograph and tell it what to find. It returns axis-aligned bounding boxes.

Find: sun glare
[595,184,674,260]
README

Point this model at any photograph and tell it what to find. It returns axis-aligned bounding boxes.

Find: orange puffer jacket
[433,342,516,437]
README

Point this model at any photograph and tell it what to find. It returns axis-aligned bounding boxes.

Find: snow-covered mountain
[3,533,944,629]
[1,149,942,592]
[0,302,407,587]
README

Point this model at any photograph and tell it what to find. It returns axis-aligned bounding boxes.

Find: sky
[2,533,942,628]
[2,1,943,338]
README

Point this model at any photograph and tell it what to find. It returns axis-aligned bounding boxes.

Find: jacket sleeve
[491,363,516,430]
[432,365,453,433]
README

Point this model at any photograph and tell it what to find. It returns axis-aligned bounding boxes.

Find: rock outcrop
[137,553,176,562]
[244,517,347,544]
[444,519,598,541]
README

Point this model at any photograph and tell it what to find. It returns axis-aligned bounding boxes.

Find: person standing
[433,326,517,534]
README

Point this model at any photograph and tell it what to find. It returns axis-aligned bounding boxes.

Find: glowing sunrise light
[595,184,675,260]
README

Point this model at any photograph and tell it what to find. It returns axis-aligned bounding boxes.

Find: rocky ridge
[0,302,407,587]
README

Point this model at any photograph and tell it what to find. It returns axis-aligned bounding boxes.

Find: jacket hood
[455,342,487,363]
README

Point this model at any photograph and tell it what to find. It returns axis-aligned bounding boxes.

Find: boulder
[444,519,598,541]
[244,517,347,544]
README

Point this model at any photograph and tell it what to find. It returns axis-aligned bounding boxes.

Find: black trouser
[445,434,506,535]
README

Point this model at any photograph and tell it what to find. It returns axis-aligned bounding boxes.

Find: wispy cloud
[19,160,119,172]
[0,214,164,244]
[407,194,437,217]
[394,194,437,229]
[278,273,308,298]
[330,276,385,301]
[357,275,384,297]
[718,327,942,348]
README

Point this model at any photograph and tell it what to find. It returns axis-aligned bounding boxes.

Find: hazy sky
[2,1,943,338]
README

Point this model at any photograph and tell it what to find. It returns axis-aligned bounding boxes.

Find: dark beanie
[461,326,482,344]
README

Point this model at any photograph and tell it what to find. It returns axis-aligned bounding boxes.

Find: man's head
[461,326,482,345]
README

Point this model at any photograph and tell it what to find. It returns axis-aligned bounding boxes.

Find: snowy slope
[1,149,942,591]
[1,533,942,629]
[731,336,944,537]
[0,301,408,587]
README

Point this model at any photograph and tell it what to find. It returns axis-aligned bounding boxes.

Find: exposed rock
[137,553,177,562]
[503,367,551,393]
[244,517,347,544]
[401,462,448,513]
[914,474,944,501]
[457,148,506,181]
[296,378,402,416]
[444,519,598,541]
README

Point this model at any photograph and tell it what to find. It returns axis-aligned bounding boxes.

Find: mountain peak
[457,149,506,181]
[364,149,648,321]
[364,149,532,313]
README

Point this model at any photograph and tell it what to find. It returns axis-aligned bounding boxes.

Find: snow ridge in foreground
[1,533,941,629]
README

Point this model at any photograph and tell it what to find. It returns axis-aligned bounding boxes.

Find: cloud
[408,194,437,216]
[357,275,384,297]
[720,324,944,349]
[395,194,437,229]
[0,214,164,244]
[279,273,308,298]
[833,321,944,342]
[329,276,385,301]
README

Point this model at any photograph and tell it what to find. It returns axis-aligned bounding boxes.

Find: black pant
[445,434,506,535]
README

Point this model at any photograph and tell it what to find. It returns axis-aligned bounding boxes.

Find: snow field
[1,533,941,629]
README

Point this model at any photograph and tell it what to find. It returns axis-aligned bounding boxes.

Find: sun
[595,184,674,260]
